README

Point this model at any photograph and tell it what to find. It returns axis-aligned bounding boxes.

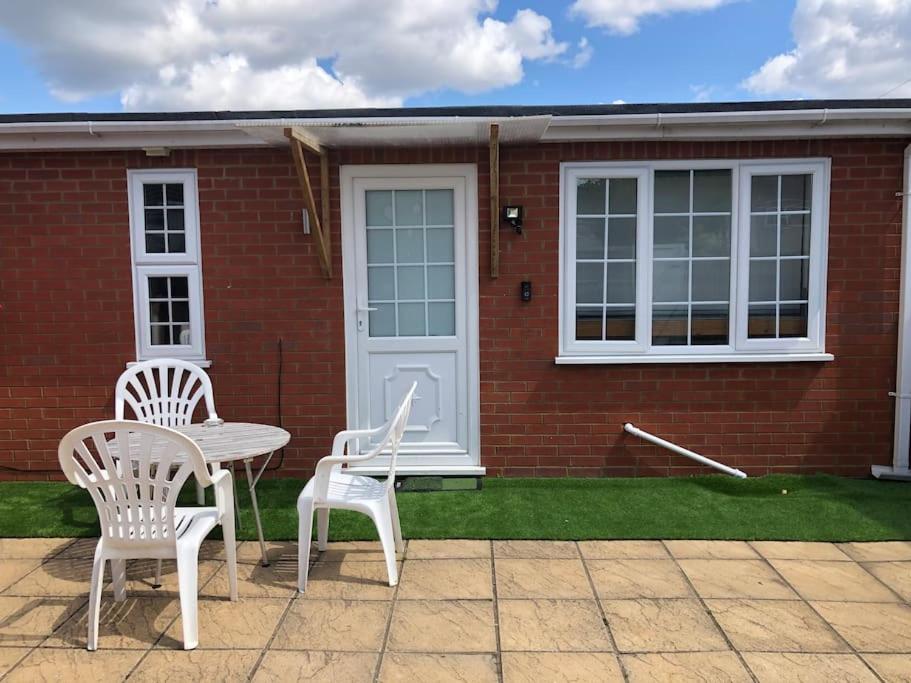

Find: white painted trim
[347,465,487,476]
[555,353,834,365]
[883,144,911,475]
[340,163,480,472]
[559,159,830,361]
[127,169,206,362]
[2,107,911,150]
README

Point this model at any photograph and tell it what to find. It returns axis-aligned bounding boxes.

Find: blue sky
[0,1,907,114]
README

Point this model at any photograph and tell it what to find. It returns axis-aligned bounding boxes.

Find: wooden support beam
[489,122,500,279]
[290,137,332,278]
[284,126,324,156]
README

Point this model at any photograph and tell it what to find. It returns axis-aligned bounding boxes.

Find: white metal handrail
[624,423,747,479]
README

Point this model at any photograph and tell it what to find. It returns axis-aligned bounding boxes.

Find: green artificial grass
[1,474,909,542]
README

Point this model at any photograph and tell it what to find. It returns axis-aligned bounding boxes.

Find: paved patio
[0,538,909,681]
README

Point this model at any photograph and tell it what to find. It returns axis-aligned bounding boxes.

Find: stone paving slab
[0,538,908,681]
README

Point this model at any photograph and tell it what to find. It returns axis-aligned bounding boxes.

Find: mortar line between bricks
[576,542,627,682]
[661,541,759,683]
[748,550,887,683]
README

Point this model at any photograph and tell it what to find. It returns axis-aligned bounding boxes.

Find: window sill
[554,352,834,365]
[127,359,213,369]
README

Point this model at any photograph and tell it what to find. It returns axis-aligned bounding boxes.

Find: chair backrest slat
[59,420,211,549]
[115,359,217,428]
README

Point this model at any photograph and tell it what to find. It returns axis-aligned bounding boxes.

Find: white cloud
[570,0,732,35]
[744,0,911,98]
[0,0,568,110]
[689,83,717,102]
[572,37,594,68]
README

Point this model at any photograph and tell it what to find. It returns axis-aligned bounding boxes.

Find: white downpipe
[624,423,748,479]
[873,143,911,481]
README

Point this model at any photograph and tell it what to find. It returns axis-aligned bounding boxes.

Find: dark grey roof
[2,99,911,124]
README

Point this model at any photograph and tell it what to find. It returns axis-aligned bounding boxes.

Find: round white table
[176,422,290,566]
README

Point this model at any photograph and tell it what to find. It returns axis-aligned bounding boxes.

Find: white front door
[341,164,481,474]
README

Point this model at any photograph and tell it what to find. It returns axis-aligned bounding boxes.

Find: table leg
[244,458,270,567]
[229,461,242,530]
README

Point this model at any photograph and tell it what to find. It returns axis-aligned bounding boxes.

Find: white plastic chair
[115,359,219,507]
[298,382,416,592]
[58,420,237,651]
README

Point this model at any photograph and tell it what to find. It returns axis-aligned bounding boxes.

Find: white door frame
[340,163,483,475]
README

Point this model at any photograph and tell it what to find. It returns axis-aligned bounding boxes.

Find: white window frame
[558,159,832,364]
[127,169,207,362]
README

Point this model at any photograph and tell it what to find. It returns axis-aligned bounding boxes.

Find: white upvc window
[127,169,206,361]
[558,159,831,364]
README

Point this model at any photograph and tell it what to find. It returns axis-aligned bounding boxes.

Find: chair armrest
[331,426,386,457]
[210,469,234,517]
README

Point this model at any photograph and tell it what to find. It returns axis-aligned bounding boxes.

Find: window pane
[170,277,188,298]
[576,263,604,304]
[427,265,455,299]
[171,301,190,323]
[781,174,812,211]
[396,228,424,263]
[605,307,635,340]
[780,214,810,257]
[143,184,164,206]
[367,266,395,300]
[653,261,688,302]
[426,228,454,262]
[397,266,425,299]
[653,216,689,258]
[148,277,169,298]
[749,260,777,302]
[369,303,396,337]
[577,178,606,214]
[750,175,778,212]
[605,262,635,304]
[692,170,731,212]
[575,306,603,340]
[425,189,454,225]
[654,171,690,213]
[779,259,809,301]
[428,302,456,336]
[366,191,393,226]
[173,324,190,345]
[145,233,166,253]
[692,215,730,257]
[150,325,171,345]
[607,217,636,259]
[145,208,165,230]
[779,303,809,338]
[750,214,777,257]
[165,183,184,206]
[149,302,169,323]
[397,302,426,335]
[394,190,423,226]
[576,217,605,259]
[692,260,730,302]
[748,304,777,339]
[367,229,395,264]
[652,305,688,345]
[167,233,185,253]
[608,178,637,214]
[691,304,729,345]
[166,208,185,231]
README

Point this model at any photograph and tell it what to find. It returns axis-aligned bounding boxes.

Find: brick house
[1,100,910,480]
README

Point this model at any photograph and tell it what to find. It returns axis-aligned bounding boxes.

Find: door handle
[357,306,378,313]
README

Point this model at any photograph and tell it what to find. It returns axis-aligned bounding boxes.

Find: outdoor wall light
[502,205,524,233]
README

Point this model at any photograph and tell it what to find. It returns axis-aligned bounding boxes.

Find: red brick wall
[0,138,906,479]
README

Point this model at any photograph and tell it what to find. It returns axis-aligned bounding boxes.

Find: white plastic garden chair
[298,382,416,592]
[58,420,237,650]
[115,359,220,505]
